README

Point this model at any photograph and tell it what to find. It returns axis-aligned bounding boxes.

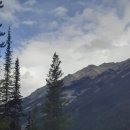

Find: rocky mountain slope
[23,58,130,130]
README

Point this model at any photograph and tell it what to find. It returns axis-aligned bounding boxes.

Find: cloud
[24,0,36,6]
[47,21,59,30]
[15,0,130,97]
[0,0,40,25]
[77,38,114,53]
[22,20,36,26]
[53,6,68,17]
[0,0,23,22]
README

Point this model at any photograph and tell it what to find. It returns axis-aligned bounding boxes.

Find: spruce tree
[43,52,67,130]
[10,58,22,130]
[2,26,13,116]
[0,0,5,115]
[0,79,4,116]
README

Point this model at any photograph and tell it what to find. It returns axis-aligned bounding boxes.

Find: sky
[1,0,130,97]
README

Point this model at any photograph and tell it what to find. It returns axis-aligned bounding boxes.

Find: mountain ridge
[23,58,130,108]
[22,58,130,130]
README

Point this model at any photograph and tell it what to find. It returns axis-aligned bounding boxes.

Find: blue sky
[1,0,130,97]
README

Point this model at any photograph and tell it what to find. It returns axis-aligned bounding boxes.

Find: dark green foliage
[43,52,68,130]
[10,58,22,130]
[0,0,5,115]
[0,118,9,130]
[0,10,22,128]
[0,79,5,115]
[12,58,22,116]
[2,26,13,116]
[0,1,5,115]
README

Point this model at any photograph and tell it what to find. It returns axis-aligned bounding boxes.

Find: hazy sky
[1,0,130,97]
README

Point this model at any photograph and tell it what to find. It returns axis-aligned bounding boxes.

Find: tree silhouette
[2,26,13,116]
[10,58,22,130]
[43,52,68,130]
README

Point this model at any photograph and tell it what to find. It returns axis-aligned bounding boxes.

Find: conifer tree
[43,52,68,130]
[0,0,5,115]
[2,26,13,116]
[0,79,4,116]
[10,58,22,130]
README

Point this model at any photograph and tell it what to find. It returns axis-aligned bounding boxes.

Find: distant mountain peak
[64,61,119,86]
[24,58,130,106]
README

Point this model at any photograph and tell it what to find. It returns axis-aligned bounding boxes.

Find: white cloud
[24,0,36,6]
[0,0,40,25]
[48,21,59,30]
[53,6,68,17]
[16,0,130,97]
[22,20,36,26]
[0,0,23,22]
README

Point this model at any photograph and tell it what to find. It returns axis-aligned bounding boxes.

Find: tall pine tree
[10,58,22,130]
[0,0,5,115]
[0,26,13,130]
[43,52,68,130]
[2,26,13,116]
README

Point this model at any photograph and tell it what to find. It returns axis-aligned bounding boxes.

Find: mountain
[22,58,130,130]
